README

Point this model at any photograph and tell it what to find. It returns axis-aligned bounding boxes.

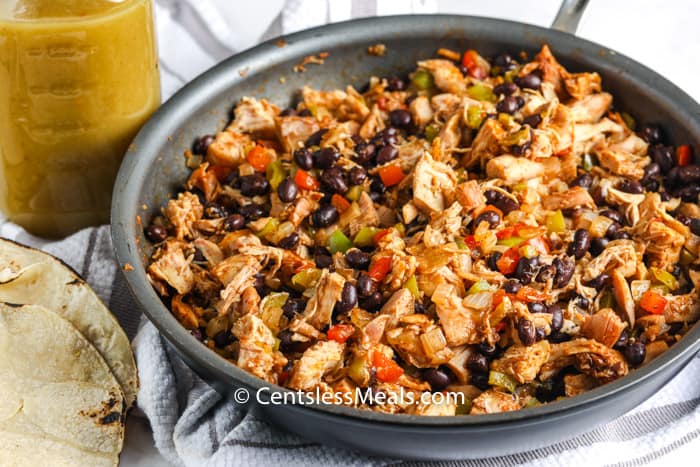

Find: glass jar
[0,0,160,237]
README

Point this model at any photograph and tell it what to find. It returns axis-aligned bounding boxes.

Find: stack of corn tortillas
[0,239,138,466]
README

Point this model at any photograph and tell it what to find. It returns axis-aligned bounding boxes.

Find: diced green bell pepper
[328,229,353,254]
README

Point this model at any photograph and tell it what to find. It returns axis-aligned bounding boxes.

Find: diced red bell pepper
[371,349,404,383]
[373,228,391,246]
[294,169,320,191]
[677,145,692,167]
[378,163,404,187]
[495,321,507,333]
[516,286,549,303]
[497,247,520,274]
[493,289,506,307]
[210,164,233,183]
[331,194,351,213]
[246,145,272,172]
[377,96,388,110]
[496,226,518,240]
[464,235,479,250]
[369,256,392,282]
[461,50,487,80]
[327,324,355,343]
[640,290,668,315]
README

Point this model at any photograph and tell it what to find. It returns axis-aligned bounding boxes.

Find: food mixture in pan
[145,45,700,415]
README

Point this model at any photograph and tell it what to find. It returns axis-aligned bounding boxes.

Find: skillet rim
[112,13,700,427]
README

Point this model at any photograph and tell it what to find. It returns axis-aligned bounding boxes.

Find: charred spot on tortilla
[100,412,122,425]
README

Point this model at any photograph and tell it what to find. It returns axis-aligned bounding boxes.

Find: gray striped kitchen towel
[1,0,699,465]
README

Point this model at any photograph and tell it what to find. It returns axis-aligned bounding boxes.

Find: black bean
[515,72,542,90]
[493,53,516,70]
[359,291,383,312]
[336,282,358,314]
[240,174,269,196]
[225,171,241,188]
[487,251,502,271]
[523,113,543,128]
[369,191,382,203]
[354,142,376,166]
[496,95,525,115]
[613,329,630,350]
[536,264,556,283]
[690,218,700,236]
[511,137,532,156]
[313,147,340,169]
[570,173,593,189]
[314,247,333,268]
[389,109,412,127]
[567,229,591,259]
[575,295,590,309]
[548,331,571,343]
[213,330,232,348]
[660,191,672,201]
[643,178,660,192]
[504,279,522,294]
[642,162,661,182]
[624,341,646,366]
[484,189,520,214]
[548,304,564,332]
[312,205,339,227]
[357,273,377,297]
[588,273,611,291]
[424,368,451,391]
[145,224,167,243]
[589,237,609,257]
[278,232,299,250]
[650,145,675,173]
[617,178,644,194]
[277,178,299,203]
[493,82,518,96]
[467,353,490,374]
[600,209,624,225]
[528,302,546,314]
[320,167,348,194]
[279,108,298,117]
[678,165,700,183]
[610,230,631,240]
[204,203,226,219]
[293,148,313,170]
[386,76,406,91]
[535,327,546,341]
[305,129,328,147]
[345,249,371,269]
[375,145,399,165]
[370,176,386,194]
[298,109,312,117]
[191,328,204,341]
[239,204,265,221]
[278,329,313,353]
[640,124,664,145]
[470,372,490,390]
[552,256,574,288]
[517,318,536,346]
[223,214,245,231]
[474,210,501,228]
[536,375,565,402]
[676,214,692,227]
[282,298,304,319]
[349,167,367,186]
[605,222,621,239]
[666,166,682,188]
[414,300,427,314]
[673,185,700,202]
[515,257,540,284]
[253,274,268,297]
[478,342,500,358]
[193,134,215,155]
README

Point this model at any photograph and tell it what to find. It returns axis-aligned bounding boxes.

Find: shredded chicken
[147,44,699,416]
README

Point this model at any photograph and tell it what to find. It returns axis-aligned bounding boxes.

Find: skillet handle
[551,0,590,35]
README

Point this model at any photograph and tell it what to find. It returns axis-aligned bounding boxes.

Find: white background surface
[122,1,700,465]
